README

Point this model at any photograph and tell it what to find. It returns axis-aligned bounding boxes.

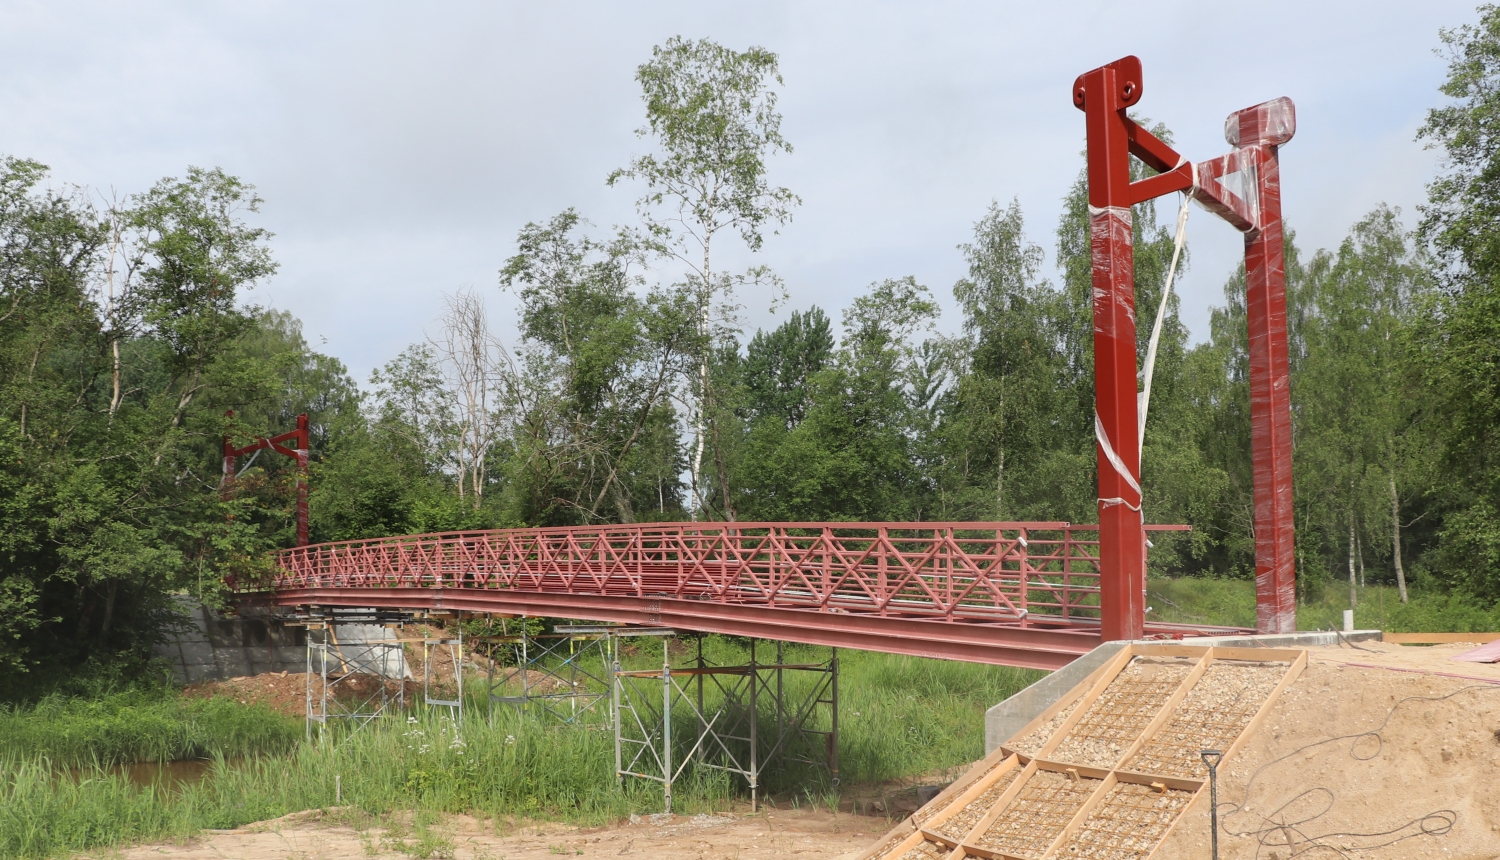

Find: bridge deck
[244,522,1245,670]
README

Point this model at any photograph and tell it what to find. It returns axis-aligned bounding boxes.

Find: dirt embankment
[1155,642,1500,860]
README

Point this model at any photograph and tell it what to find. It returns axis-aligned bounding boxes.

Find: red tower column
[1233,104,1297,633]
[295,412,310,547]
[1074,58,1148,642]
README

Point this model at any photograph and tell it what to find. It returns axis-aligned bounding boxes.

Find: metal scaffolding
[484,622,616,725]
[613,633,838,813]
[422,628,464,724]
[304,619,406,743]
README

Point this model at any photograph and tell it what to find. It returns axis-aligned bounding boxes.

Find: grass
[0,643,1040,859]
[1148,575,1500,632]
[0,688,302,768]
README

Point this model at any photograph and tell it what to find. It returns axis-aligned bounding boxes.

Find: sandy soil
[95,807,879,860]
[1155,641,1500,860]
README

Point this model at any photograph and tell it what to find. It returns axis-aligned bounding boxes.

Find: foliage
[0,160,356,689]
[0,644,1037,859]
[609,36,798,519]
[0,689,300,767]
[1416,4,1500,601]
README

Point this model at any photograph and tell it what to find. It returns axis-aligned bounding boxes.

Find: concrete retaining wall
[155,598,411,683]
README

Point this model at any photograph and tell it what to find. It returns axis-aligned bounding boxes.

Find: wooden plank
[1110,769,1205,792]
[1029,759,1113,780]
[1132,643,1214,660]
[919,755,1020,838]
[1040,771,1118,860]
[1205,645,1304,663]
[914,745,1015,827]
[1143,779,1207,860]
[1112,649,1214,769]
[853,821,919,860]
[1384,632,1500,644]
[1219,649,1307,766]
[959,758,1040,848]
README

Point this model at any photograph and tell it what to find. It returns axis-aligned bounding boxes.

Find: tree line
[5,14,1500,686]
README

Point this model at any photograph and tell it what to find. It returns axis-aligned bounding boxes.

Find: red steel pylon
[222,411,311,546]
[1073,56,1296,639]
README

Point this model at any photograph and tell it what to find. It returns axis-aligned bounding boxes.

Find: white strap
[1138,192,1191,448]
[1095,412,1142,510]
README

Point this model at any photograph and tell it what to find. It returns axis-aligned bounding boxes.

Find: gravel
[930,761,1023,841]
[975,769,1097,857]
[1049,657,1196,768]
[1010,699,1079,756]
[1124,660,1287,777]
[1051,782,1193,859]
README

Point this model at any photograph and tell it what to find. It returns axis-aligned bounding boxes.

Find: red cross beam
[1072,55,1296,639]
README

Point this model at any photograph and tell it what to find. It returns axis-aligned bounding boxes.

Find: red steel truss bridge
[245,521,1242,671]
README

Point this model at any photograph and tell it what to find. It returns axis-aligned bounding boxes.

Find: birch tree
[609,36,798,520]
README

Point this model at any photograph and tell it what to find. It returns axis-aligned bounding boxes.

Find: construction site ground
[135,639,1500,860]
[92,807,877,860]
[1153,639,1500,860]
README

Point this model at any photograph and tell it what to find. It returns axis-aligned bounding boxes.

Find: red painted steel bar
[1074,56,1297,637]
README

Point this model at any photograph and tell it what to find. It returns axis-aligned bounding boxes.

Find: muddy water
[71,758,238,791]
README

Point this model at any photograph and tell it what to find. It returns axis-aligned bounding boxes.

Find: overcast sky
[0,1,1477,383]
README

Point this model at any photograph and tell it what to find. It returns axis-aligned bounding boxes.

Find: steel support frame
[421,626,464,724]
[305,621,405,744]
[486,623,616,725]
[612,632,838,813]
[266,586,1104,670]
[1073,56,1297,638]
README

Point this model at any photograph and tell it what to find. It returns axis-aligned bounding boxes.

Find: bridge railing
[269,522,1189,627]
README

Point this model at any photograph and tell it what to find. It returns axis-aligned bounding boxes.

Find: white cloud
[0,0,1474,380]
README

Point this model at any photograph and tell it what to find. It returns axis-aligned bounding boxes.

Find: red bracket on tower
[1073,56,1296,639]
[222,411,310,547]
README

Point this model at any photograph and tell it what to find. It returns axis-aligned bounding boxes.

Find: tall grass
[0,643,1041,859]
[0,689,302,767]
[1147,576,1500,632]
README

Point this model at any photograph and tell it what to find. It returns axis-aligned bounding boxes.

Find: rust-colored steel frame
[1073,56,1296,638]
[223,411,310,546]
[246,522,1237,670]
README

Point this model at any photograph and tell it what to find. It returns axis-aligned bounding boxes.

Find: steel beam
[1073,57,1298,638]
[264,587,1101,671]
[1233,100,1298,634]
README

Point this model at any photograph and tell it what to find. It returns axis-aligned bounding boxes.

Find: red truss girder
[244,521,1240,669]
[1073,56,1296,638]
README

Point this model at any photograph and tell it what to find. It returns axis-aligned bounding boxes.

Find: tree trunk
[1357,533,1365,588]
[1390,471,1408,603]
[995,388,1005,517]
[1347,511,1357,609]
[99,579,119,645]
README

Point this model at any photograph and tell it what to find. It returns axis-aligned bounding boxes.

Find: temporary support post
[305,614,406,744]
[486,622,615,724]
[612,634,839,813]
[422,623,464,725]
[222,411,311,546]
[1073,56,1297,637]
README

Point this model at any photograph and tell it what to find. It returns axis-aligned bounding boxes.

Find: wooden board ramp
[856,644,1307,860]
